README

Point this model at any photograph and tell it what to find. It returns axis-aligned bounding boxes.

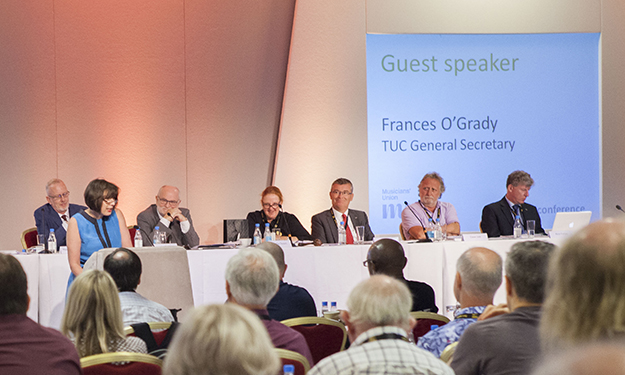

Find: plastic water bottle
[331,301,337,311]
[253,223,262,245]
[283,364,295,375]
[338,222,347,244]
[264,223,272,242]
[434,218,443,242]
[134,227,143,247]
[426,218,435,239]
[47,228,57,253]
[321,301,329,316]
[153,226,161,245]
[513,215,523,238]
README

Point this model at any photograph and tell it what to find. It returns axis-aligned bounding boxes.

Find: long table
[16,236,564,329]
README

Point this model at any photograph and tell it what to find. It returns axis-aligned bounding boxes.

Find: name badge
[462,233,488,242]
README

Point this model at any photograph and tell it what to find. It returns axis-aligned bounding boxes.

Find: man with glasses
[137,185,199,247]
[311,178,374,244]
[34,179,86,247]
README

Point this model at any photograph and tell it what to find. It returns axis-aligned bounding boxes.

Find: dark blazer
[481,197,545,238]
[34,203,86,247]
[246,210,313,241]
[137,204,200,247]
[311,208,375,243]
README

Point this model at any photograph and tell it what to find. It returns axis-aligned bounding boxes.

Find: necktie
[513,205,523,224]
[342,214,354,244]
[61,214,68,222]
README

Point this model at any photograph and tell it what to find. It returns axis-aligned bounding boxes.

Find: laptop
[551,211,592,232]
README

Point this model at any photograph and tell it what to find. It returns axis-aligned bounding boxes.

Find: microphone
[404,201,426,229]
[277,204,294,246]
[617,205,625,214]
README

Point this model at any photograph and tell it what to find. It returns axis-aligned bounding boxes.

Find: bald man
[365,239,438,312]
[137,185,200,247]
[418,247,502,357]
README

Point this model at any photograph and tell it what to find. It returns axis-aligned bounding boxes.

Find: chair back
[21,227,38,249]
[281,316,347,364]
[128,225,137,246]
[410,311,450,338]
[125,322,178,359]
[223,219,249,242]
[440,341,458,364]
[399,223,406,240]
[81,352,162,375]
[276,348,310,375]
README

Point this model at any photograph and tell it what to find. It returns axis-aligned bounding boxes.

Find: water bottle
[338,221,347,244]
[283,364,295,375]
[434,218,443,242]
[253,223,262,245]
[47,228,57,253]
[321,301,329,316]
[513,215,523,238]
[426,218,434,239]
[264,223,272,242]
[134,227,143,247]
[331,301,337,311]
[153,226,161,245]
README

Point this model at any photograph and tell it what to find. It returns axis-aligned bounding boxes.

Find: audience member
[61,269,147,357]
[401,172,460,240]
[532,341,625,375]
[481,170,545,237]
[418,247,502,357]
[0,254,81,375]
[365,238,438,312]
[66,178,132,289]
[137,185,200,247]
[246,186,312,241]
[225,248,313,365]
[308,275,453,375]
[541,219,625,352]
[34,178,86,247]
[257,241,317,321]
[163,304,280,375]
[311,178,374,244]
[103,247,174,326]
[451,240,556,375]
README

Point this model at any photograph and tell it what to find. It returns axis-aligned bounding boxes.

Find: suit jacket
[137,204,200,247]
[481,197,545,238]
[311,208,374,244]
[34,203,86,247]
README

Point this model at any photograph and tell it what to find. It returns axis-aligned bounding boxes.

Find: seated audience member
[481,170,545,237]
[365,238,438,312]
[308,275,454,375]
[532,341,625,375]
[163,304,280,375]
[225,248,313,365]
[311,178,374,243]
[257,241,317,321]
[61,269,147,357]
[137,185,200,247]
[541,219,625,352]
[0,254,81,375]
[418,247,502,357]
[401,172,460,240]
[246,186,312,241]
[103,247,174,326]
[451,240,556,375]
[34,178,86,247]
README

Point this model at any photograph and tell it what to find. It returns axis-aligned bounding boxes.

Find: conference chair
[410,311,450,339]
[128,225,138,246]
[80,352,162,375]
[440,341,458,364]
[281,316,347,364]
[21,227,38,249]
[399,223,406,240]
[124,322,178,359]
[276,348,310,375]
[223,219,249,242]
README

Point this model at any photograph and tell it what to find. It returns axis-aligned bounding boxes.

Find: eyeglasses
[49,191,70,200]
[263,203,280,209]
[103,198,118,206]
[420,187,439,193]
[331,190,353,196]
[363,259,374,267]
[157,197,180,206]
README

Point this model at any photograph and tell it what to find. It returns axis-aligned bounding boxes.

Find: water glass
[527,220,536,238]
[356,226,365,244]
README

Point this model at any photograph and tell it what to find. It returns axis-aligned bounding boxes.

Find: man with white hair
[34,178,86,247]
[308,275,454,375]
[225,248,313,366]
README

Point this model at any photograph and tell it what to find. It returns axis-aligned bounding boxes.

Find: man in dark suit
[481,170,545,237]
[34,179,86,247]
[137,185,200,247]
[311,178,374,244]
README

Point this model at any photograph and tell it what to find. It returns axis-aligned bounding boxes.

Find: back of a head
[367,239,406,275]
[103,248,142,292]
[505,240,556,304]
[163,304,280,375]
[532,341,625,375]
[541,220,625,350]
[256,242,285,275]
[225,248,280,307]
[61,269,125,357]
[456,247,502,301]
[347,274,412,329]
[0,254,28,316]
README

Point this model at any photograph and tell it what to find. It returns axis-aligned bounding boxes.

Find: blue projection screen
[366,33,600,234]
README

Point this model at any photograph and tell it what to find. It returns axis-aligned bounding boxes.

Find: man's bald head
[103,248,142,291]
[455,247,502,304]
[366,239,407,277]
[256,241,286,276]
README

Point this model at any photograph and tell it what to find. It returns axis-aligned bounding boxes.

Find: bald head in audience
[366,238,407,278]
[256,242,286,279]
[454,247,502,308]
[541,219,625,351]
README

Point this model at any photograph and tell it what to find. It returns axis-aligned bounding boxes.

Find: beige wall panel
[0,1,56,249]
[185,0,295,243]
[54,0,187,225]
